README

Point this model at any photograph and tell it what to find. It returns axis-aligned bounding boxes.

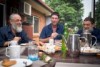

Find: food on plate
[54,45,61,51]
[2,58,16,67]
[38,45,46,51]
[38,45,61,51]
[81,47,99,53]
[38,44,61,54]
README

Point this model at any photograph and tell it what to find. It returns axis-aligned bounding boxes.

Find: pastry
[2,58,16,67]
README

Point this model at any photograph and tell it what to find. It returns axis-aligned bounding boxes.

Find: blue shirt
[77,27,100,45]
[40,23,64,41]
[0,26,31,47]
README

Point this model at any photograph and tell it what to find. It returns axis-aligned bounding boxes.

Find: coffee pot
[83,30,97,47]
[67,34,81,57]
[62,34,87,57]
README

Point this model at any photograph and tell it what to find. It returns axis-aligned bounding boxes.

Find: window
[24,2,31,16]
[0,3,6,27]
[33,16,39,33]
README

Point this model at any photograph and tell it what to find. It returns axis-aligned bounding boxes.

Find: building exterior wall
[24,0,49,42]
[46,16,51,25]
[0,0,53,42]
[32,8,46,42]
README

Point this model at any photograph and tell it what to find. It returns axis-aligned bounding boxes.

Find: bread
[2,58,16,67]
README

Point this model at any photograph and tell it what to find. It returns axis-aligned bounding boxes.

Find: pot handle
[80,37,88,47]
[91,35,97,47]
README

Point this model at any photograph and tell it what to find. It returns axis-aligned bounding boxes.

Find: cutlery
[23,61,27,67]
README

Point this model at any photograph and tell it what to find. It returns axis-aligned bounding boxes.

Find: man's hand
[51,32,58,39]
[13,37,21,42]
[4,37,21,46]
[35,41,45,46]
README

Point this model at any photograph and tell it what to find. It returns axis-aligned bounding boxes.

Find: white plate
[20,43,27,46]
[81,47,100,53]
[0,59,33,67]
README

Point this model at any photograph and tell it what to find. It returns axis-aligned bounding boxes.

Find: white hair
[9,13,20,20]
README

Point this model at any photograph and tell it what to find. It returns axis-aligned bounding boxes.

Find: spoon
[23,61,27,67]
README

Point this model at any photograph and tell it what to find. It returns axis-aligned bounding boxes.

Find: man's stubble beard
[83,27,93,33]
[52,22,58,26]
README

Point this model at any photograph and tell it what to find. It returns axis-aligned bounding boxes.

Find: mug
[6,45,21,59]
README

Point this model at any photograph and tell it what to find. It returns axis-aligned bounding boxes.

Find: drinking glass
[28,41,39,61]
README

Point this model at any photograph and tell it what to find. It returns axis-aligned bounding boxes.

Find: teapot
[5,41,21,59]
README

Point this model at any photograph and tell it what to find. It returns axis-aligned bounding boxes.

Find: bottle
[64,23,69,39]
[61,35,67,58]
[61,23,69,58]
[49,38,54,45]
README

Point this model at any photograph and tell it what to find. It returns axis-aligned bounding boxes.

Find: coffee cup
[5,41,21,59]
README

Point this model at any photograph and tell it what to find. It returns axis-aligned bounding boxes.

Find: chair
[22,25,33,40]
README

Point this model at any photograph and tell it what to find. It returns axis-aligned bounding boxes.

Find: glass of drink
[28,41,39,61]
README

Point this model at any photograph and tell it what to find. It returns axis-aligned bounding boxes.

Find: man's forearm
[39,37,53,43]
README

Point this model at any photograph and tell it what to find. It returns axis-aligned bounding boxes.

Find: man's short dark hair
[51,12,59,18]
[84,17,95,24]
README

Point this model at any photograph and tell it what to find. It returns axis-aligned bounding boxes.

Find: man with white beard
[0,13,31,47]
[77,17,100,45]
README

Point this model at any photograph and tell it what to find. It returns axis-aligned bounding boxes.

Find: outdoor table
[0,45,100,67]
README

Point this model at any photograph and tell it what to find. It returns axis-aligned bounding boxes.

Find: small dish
[0,59,32,67]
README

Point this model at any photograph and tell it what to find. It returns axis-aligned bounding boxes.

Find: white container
[49,38,54,45]
[6,41,21,59]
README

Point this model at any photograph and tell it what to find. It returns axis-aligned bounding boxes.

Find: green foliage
[95,0,100,28]
[45,0,83,28]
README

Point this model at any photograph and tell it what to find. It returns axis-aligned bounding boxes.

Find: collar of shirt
[7,25,12,33]
[48,23,60,31]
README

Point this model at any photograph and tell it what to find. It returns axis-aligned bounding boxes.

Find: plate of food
[38,43,61,54]
[80,47,100,56]
[0,58,32,67]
